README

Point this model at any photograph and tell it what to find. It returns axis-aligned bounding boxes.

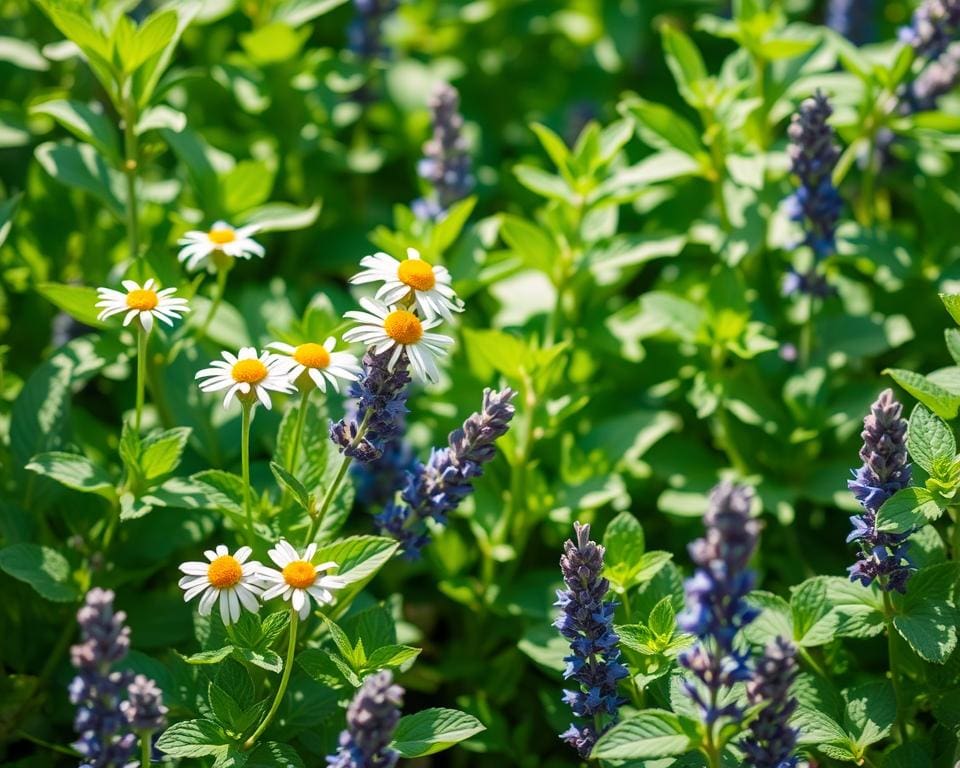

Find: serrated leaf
[31,99,119,160]
[235,647,283,673]
[184,646,235,665]
[392,708,486,757]
[591,709,697,759]
[246,742,305,768]
[0,543,79,602]
[156,718,230,758]
[791,576,884,646]
[311,536,399,618]
[26,452,115,498]
[876,487,942,533]
[365,644,421,670]
[648,596,677,639]
[270,461,311,512]
[907,404,956,475]
[141,427,191,482]
[844,680,896,748]
[892,562,959,663]
[603,511,645,588]
[886,368,960,419]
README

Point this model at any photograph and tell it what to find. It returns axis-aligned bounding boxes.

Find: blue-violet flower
[327,670,404,768]
[740,637,801,768]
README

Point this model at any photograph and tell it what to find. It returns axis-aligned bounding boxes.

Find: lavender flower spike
[554,522,627,758]
[69,588,138,768]
[826,0,875,44]
[783,90,842,297]
[678,482,761,727]
[376,388,516,557]
[121,675,168,732]
[327,670,404,768]
[740,637,801,768]
[347,0,398,60]
[899,0,960,59]
[847,389,914,592]
[413,83,475,221]
[330,348,411,463]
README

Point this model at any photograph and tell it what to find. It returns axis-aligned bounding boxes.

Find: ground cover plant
[3,0,960,766]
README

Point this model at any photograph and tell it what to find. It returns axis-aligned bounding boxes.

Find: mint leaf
[892,562,959,663]
[0,543,78,602]
[876,487,942,533]
[591,709,697,759]
[156,718,230,758]
[907,404,956,474]
[392,708,485,757]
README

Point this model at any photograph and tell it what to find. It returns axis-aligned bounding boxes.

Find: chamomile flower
[95,279,189,332]
[259,540,347,620]
[177,221,264,273]
[342,298,453,383]
[195,346,296,409]
[351,247,463,320]
[178,545,262,625]
[267,337,361,393]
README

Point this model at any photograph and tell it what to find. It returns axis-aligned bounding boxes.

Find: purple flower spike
[327,670,404,768]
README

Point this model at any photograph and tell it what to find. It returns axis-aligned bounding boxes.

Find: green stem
[122,93,141,278]
[798,646,828,679]
[883,590,907,742]
[288,389,310,475]
[302,411,371,545]
[140,731,152,766]
[243,608,298,750]
[241,400,255,543]
[15,731,81,758]
[798,293,815,369]
[199,267,229,340]
[135,324,148,432]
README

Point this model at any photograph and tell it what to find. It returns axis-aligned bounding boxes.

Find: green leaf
[591,709,697,759]
[0,37,49,71]
[118,9,178,72]
[622,97,704,157]
[222,160,275,216]
[844,680,896,749]
[35,141,125,218]
[876,487,942,534]
[36,282,109,329]
[156,718,231,758]
[392,708,486,757]
[893,562,959,663]
[234,647,283,673]
[791,576,884,646]
[140,427,192,482]
[273,0,351,25]
[498,214,556,276]
[26,451,115,498]
[886,368,960,420]
[31,99,120,161]
[365,644,421,670]
[240,21,310,65]
[0,192,21,249]
[907,404,956,474]
[429,196,476,254]
[0,543,79,602]
[238,200,321,232]
[208,682,245,731]
[192,470,246,514]
[246,742,305,768]
[941,293,960,326]
[530,122,571,175]
[603,511,645,589]
[648,596,677,639]
[660,25,708,107]
[513,165,577,204]
[270,462,311,512]
[184,646,235,665]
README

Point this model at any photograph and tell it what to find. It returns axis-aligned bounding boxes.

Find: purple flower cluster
[847,389,914,592]
[352,430,417,509]
[413,83,475,221]
[826,0,875,44]
[900,43,960,114]
[899,0,960,58]
[330,349,411,463]
[784,91,843,297]
[71,588,168,768]
[347,0,398,60]
[740,637,800,768]
[677,482,761,727]
[327,670,404,768]
[376,388,516,557]
[554,522,627,758]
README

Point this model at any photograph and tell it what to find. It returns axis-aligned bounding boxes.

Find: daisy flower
[342,298,454,383]
[178,545,262,625]
[195,346,296,409]
[95,279,189,332]
[350,247,463,320]
[177,221,264,273]
[259,540,347,620]
[267,337,361,393]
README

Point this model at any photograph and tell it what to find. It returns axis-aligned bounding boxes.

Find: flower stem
[883,590,907,741]
[135,324,148,432]
[243,608,298,750]
[122,93,141,279]
[302,411,371,545]
[140,731,151,766]
[241,400,255,543]
[288,389,311,476]
[199,267,229,340]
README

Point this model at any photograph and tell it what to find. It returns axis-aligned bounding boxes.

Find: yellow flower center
[207,555,243,588]
[125,288,158,311]
[231,358,268,384]
[282,560,317,589]
[397,258,436,291]
[208,227,236,245]
[293,343,331,369]
[383,310,423,345]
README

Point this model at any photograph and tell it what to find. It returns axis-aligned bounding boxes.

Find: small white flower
[267,337,361,393]
[95,279,190,333]
[178,545,262,625]
[258,540,347,620]
[342,297,454,383]
[177,221,264,273]
[195,346,296,409]
[350,247,463,321]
